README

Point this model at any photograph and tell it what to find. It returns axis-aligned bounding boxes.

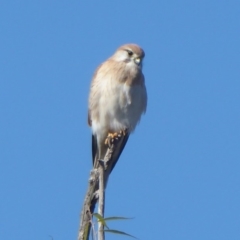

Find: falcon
[88,43,147,181]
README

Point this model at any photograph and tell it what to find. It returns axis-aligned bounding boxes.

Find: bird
[88,43,147,183]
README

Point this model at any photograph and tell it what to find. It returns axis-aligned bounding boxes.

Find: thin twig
[98,160,105,240]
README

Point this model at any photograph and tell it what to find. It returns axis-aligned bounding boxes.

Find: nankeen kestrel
[88,44,147,180]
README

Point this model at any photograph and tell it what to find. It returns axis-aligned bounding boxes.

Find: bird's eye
[126,50,133,56]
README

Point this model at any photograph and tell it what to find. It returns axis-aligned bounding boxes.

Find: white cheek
[114,52,129,62]
[125,59,140,71]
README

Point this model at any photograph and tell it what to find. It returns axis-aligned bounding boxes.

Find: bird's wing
[107,133,129,174]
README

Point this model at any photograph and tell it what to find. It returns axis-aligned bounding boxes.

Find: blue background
[1,1,240,239]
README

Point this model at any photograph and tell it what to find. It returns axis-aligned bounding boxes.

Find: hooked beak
[134,57,141,65]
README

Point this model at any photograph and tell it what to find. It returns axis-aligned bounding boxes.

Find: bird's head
[112,44,145,68]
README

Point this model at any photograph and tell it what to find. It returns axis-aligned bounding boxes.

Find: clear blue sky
[1,1,240,240]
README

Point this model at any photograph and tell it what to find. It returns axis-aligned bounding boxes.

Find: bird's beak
[134,57,141,65]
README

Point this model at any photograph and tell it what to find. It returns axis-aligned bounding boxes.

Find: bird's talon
[105,129,128,146]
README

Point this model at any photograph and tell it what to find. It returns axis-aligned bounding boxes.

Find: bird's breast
[91,63,146,136]
[104,83,145,132]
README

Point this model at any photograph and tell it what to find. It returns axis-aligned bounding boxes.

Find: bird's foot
[104,129,127,147]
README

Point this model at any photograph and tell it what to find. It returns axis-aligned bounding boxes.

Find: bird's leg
[104,129,128,147]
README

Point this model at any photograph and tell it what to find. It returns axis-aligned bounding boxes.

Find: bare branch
[78,144,115,240]
[78,169,99,240]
